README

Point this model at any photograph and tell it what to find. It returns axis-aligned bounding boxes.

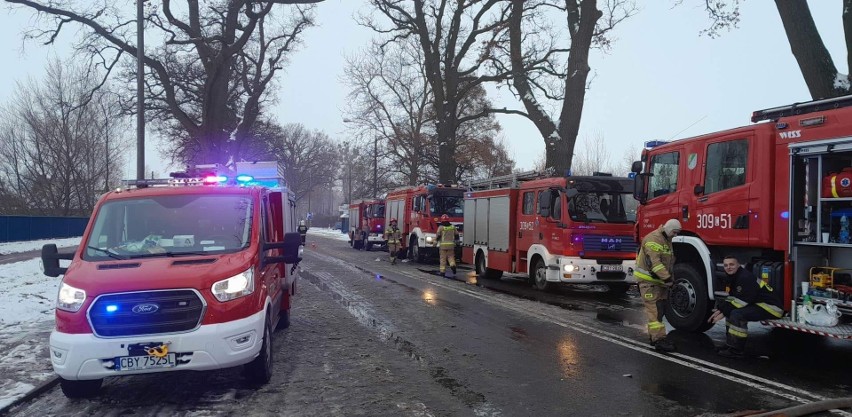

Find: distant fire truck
[40,161,303,397]
[633,95,852,339]
[385,184,465,262]
[463,171,638,292]
[348,199,387,251]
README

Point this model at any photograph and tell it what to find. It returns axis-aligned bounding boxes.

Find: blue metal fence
[0,216,89,242]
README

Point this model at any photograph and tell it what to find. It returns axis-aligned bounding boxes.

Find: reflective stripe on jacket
[384,226,401,244]
[437,224,457,248]
[636,226,674,283]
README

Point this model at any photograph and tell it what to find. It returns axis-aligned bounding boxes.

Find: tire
[665,263,715,333]
[60,378,102,398]
[365,242,373,251]
[531,258,553,291]
[276,308,291,330]
[245,317,273,385]
[475,252,503,280]
[607,283,632,295]
[410,237,424,263]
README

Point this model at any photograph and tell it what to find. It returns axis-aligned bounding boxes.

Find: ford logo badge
[132,303,160,314]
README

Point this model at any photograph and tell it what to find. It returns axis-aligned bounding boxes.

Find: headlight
[425,236,434,244]
[563,264,577,273]
[57,282,86,312]
[212,268,255,302]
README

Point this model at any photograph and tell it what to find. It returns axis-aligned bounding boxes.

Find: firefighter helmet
[390,218,397,223]
[441,214,449,221]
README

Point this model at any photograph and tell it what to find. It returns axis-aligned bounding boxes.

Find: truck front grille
[88,289,206,337]
[582,235,638,253]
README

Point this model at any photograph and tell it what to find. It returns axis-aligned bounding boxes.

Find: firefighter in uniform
[384,218,402,265]
[709,255,784,358]
[297,220,308,245]
[635,219,681,352]
[437,214,458,276]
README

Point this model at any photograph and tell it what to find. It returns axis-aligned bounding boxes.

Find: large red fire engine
[40,161,303,397]
[462,171,638,292]
[384,184,465,262]
[632,95,852,339]
[348,198,386,251]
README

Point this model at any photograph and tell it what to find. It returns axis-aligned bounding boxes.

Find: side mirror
[694,184,705,195]
[565,188,579,198]
[631,160,643,174]
[262,232,303,267]
[42,244,72,277]
[633,174,648,205]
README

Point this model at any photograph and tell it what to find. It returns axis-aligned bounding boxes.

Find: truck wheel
[410,237,424,263]
[276,308,291,330]
[60,378,102,398]
[531,258,553,291]
[365,242,373,251]
[245,317,273,385]
[666,263,715,333]
[476,252,503,280]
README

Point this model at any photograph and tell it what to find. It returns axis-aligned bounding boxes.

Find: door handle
[539,232,543,240]
[681,205,689,222]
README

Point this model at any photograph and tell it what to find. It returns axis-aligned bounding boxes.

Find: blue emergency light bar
[644,140,670,149]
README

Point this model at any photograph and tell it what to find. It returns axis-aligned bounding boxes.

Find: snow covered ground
[0,230,344,409]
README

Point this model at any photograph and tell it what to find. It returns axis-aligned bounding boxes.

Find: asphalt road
[6,234,851,416]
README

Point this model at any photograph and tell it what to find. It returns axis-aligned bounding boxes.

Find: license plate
[116,353,176,371]
[601,264,623,272]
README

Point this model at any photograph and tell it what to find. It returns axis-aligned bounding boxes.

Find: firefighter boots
[651,338,676,353]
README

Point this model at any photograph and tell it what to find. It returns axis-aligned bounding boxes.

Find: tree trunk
[775,0,842,99]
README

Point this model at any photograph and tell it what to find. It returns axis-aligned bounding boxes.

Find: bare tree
[0,60,130,216]
[363,0,509,184]
[7,0,321,166]
[263,123,338,208]
[491,0,636,175]
[693,0,850,99]
[571,132,614,176]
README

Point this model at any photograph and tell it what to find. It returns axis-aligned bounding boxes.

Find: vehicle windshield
[371,204,385,218]
[429,195,464,217]
[83,194,253,259]
[568,192,637,224]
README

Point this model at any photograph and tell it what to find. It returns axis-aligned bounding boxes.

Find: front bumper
[548,257,637,284]
[50,308,266,380]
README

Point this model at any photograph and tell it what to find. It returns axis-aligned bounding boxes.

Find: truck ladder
[751,94,852,123]
[466,169,554,191]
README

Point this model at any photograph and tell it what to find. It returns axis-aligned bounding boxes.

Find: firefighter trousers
[388,243,399,264]
[639,282,669,343]
[724,305,776,352]
[439,247,456,273]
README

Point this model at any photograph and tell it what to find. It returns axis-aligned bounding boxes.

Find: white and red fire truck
[384,184,465,262]
[347,199,387,251]
[462,171,638,292]
[40,161,303,397]
[633,95,852,339]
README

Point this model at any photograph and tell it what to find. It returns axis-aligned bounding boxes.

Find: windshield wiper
[86,246,127,260]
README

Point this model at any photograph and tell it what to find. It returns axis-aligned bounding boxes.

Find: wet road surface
[6,234,851,416]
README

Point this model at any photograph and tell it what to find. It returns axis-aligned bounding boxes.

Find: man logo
[132,303,160,314]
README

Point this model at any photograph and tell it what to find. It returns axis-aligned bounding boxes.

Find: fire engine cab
[348,199,386,251]
[463,171,638,292]
[40,161,303,397]
[385,184,465,262]
[633,95,852,339]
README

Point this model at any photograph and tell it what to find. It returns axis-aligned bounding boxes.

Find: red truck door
[516,189,538,272]
[640,147,685,234]
[693,136,752,246]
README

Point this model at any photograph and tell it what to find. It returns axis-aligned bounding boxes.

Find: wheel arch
[672,235,716,301]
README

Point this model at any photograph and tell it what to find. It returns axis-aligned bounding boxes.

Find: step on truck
[632,95,852,339]
[40,161,303,398]
[384,184,465,262]
[462,171,638,293]
[348,199,387,251]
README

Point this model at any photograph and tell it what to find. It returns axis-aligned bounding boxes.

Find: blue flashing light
[628,172,637,179]
[106,305,119,313]
[236,174,254,183]
[644,140,670,149]
[781,211,790,220]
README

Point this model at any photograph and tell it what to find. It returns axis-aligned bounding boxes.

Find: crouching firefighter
[635,219,682,352]
[384,218,402,265]
[708,255,784,359]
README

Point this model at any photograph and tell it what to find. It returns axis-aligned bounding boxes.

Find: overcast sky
[0,1,844,177]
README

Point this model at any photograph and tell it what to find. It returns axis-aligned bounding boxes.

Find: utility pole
[373,136,378,198]
[135,0,145,180]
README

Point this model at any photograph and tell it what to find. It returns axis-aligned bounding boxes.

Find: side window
[551,190,562,220]
[523,192,535,214]
[704,139,748,194]
[648,151,680,199]
[537,191,544,215]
